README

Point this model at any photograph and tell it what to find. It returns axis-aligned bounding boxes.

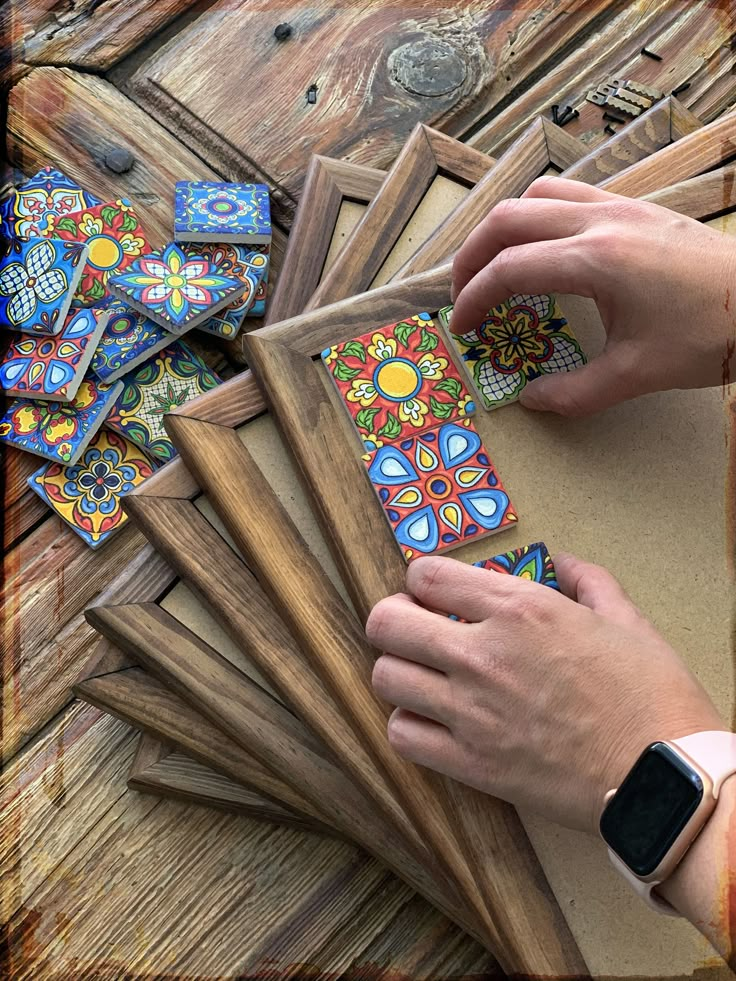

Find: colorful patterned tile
[244,245,270,318]
[106,342,221,463]
[365,419,517,561]
[0,377,122,465]
[174,181,271,244]
[438,295,587,411]
[27,429,154,549]
[108,242,248,334]
[0,166,101,239]
[90,298,172,384]
[0,307,110,402]
[196,246,267,339]
[474,542,559,588]
[0,237,88,335]
[52,198,150,306]
[322,312,475,448]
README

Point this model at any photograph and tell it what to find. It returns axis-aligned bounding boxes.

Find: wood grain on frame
[307,125,495,309]
[266,157,385,325]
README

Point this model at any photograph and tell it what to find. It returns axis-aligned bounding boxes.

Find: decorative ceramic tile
[108,242,248,333]
[0,166,101,239]
[0,377,122,465]
[90,298,172,384]
[475,542,559,589]
[244,245,270,318]
[0,307,110,402]
[106,342,221,463]
[322,312,475,448]
[438,296,586,411]
[0,237,89,335]
[196,246,267,339]
[27,428,154,549]
[366,419,517,561]
[52,199,150,306]
[174,181,271,244]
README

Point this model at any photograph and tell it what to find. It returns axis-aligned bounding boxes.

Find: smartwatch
[599,731,736,915]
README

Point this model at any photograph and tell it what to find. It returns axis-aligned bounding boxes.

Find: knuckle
[524,175,560,198]
[490,197,521,225]
[407,557,445,599]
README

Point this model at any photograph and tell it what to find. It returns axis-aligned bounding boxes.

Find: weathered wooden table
[4,2,736,977]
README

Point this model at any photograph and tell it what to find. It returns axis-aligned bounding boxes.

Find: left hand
[366,553,724,832]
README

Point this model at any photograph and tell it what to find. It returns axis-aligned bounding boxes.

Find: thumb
[519,350,637,416]
[554,553,645,630]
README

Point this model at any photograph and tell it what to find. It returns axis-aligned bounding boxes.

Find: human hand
[449,177,736,416]
[367,553,724,832]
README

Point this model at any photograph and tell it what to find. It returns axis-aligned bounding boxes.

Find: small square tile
[52,198,151,306]
[90,298,172,384]
[0,237,89,335]
[365,419,517,561]
[0,377,122,465]
[474,542,559,588]
[27,428,154,549]
[438,295,586,411]
[105,341,221,463]
[244,245,270,319]
[108,242,248,333]
[0,166,101,239]
[322,312,475,448]
[196,246,267,339]
[174,181,271,243]
[0,307,110,402]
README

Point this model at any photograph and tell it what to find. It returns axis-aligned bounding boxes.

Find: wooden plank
[307,125,494,309]
[18,0,206,73]
[643,163,736,219]
[465,1,735,155]
[122,0,621,200]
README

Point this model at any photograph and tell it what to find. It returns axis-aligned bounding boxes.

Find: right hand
[449,176,736,416]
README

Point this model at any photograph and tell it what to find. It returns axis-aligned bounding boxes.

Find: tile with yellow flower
[438,295,586,410]
[28,429,154,549]
[0,377,122,465]
[321,312,475,448]
[52,198,150,306]
[105,341,221,463]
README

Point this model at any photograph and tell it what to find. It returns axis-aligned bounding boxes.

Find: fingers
[405,555,532,621]
[518,347,640,417]
[372,654,453,724]
[451,198,593,302]
[554,552,644,628]
[522,175,616,204]
[386,708,461,777]
[365,591,462,671]
[449,238,595,336]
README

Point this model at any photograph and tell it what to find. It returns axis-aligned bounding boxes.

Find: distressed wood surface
[308,125,494,309]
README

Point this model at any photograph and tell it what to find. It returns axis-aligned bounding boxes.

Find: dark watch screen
[599,742,703,877]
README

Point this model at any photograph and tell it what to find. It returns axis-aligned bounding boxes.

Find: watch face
[600,742,704,877]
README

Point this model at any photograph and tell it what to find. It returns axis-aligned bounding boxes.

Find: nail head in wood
[104,147,135,174]
[640,47,663,61]
[274,23,292,41]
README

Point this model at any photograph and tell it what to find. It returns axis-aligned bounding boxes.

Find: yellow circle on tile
[87,234,124,270]
[374,358,422,402]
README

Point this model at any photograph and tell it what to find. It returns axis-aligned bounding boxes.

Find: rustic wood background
[3,1,736,977]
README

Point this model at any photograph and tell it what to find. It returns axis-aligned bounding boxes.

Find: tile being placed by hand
[105,341,221,463]
[0,377,122,465]
[475,541,559,589]
[438,295,586,410]
[366,418,517,561]
[244,245,270,319]
[108,242,247,334]
[90,298,172,384]
[0,166,101,239]
[322,312,475,449]
[0,237,88,335]
[174,181,271,244]
[27,428,154,549]
[0,307,110,402]
[196,246,267,339]
[52,198,150,306]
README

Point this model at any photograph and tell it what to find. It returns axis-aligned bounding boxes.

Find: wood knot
[104,147,135,174]
[389,39,467,98]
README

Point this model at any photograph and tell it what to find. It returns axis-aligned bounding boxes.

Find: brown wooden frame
[265,156,385,325]
[306,124,498,309]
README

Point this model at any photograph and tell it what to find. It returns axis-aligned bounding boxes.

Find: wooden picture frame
[306,125,499,308]
[265,156,385,325]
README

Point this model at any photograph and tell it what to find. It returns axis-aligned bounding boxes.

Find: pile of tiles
[0,167,272,548]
